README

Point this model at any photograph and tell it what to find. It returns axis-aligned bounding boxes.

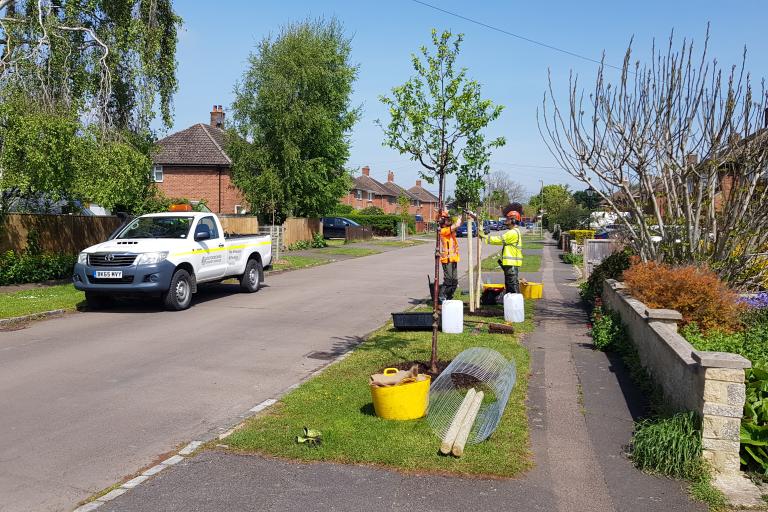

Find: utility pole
[539,179,545,237]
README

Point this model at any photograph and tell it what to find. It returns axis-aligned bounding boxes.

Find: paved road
[102,239,702,512]
[0,239,491,512]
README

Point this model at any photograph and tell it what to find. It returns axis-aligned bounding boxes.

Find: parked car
[524,222,534,229]
[455,222,478,237]
[322,217,361,239]
[73,212,272,311]
[483,220,492,234]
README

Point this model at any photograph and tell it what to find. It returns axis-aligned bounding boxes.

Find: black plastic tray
[392,312,434,330]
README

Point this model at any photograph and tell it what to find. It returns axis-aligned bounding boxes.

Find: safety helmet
[506,210,521,222]
[437,209,450,221]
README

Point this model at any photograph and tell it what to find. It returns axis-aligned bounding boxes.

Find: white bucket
[441,300,464,333]
[504,293,525,323]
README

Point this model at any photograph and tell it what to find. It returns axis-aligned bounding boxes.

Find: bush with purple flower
[741,292,768,327]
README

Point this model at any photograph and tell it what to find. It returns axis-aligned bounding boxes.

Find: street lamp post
[585,186,596,229]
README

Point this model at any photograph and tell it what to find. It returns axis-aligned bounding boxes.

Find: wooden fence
[0,213,320,256]
[583,239,622,278]
[219,215,259,235]
[345,225,372,242]
[0,213,123,254]
[283,217,322,247]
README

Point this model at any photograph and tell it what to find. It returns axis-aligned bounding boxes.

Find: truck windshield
[116,216,193,239]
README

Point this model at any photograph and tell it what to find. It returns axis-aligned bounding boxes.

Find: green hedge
[345,214,415,236]
[0,250,77,285]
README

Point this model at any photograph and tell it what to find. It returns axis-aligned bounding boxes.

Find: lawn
[481,253,542,273]
[271,255,328,272]
[322,247,381,257]
[0,284,84,319]
[224,298,534,477]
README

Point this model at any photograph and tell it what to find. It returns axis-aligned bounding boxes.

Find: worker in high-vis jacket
[438,209,462,302]
[478,207,523,294]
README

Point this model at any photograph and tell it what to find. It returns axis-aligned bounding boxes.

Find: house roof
[352,174,389,195]
[152,123,232,167]
[407,184,439,203]
[380,181,417,200]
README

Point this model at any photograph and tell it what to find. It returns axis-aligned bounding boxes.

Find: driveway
[0,239,493,512]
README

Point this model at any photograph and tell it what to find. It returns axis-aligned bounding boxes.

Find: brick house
[408,179,439,219]
[342,166,439,217]
[152,106,247,214]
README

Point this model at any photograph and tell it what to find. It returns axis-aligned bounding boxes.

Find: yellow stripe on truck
[171,240,270,257]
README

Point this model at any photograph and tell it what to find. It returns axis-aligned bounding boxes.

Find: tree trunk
[431,172,446,374]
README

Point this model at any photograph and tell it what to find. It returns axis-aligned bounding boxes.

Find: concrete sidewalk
[102,238,704,512]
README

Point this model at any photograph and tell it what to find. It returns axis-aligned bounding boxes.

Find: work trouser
[501,265,520,294]
[441,262,458,301]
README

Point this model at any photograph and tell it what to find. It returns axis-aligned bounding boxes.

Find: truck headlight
[136,251,168,265]
[78,252,88,264]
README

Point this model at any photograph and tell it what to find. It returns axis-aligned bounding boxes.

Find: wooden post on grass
[452,390,484,457]
[475,229,483,310]
[467,216,475,313]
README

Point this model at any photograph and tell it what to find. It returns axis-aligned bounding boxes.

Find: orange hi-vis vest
[440,227,460,263]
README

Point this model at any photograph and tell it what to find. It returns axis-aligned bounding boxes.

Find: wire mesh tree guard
[427,347,517,444]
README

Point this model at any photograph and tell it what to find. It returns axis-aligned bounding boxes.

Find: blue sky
[164,1,767,198]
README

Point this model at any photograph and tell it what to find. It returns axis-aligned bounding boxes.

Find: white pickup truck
[73,212,272,310]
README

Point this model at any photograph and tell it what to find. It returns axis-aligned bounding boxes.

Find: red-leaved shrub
[622,262,743,332]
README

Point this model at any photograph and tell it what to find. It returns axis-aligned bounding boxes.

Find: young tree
[540,28,768,288]
[379,29,505,372]
[229,18,359,224]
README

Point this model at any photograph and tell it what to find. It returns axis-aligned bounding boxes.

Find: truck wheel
[85,292,112,310]
[240,258,262,293]
[163,269,193,310]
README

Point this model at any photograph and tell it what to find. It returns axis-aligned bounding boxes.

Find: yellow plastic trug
[370,368,431,420]
[522,281,543,300]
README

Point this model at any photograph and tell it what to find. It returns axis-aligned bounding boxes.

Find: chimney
[210,105,225,129]
[416,179,422,187]
[362,166,370,176]
[685,153,699,166]
[387,170,394,182]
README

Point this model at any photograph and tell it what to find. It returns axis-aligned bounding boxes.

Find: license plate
[94,270,123,279]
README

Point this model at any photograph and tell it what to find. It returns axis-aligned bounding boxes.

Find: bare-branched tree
[486,169,527,206]
[539,27,768,289]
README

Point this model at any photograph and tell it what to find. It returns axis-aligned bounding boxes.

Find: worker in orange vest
[438,209,462,302]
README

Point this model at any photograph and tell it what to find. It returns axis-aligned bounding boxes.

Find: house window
[368,191,374,202]
[235,204,245,214]
[153,164,164,183]
[355,190,362,200]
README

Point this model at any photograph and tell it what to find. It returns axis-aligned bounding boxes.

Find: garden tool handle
[383,368,399,376]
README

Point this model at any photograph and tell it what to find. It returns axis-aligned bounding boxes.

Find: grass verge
[225,297,534,477]
[481,253,542,273]
[271,255,328,272]
[323,247,381,257]
[0,284,83,319]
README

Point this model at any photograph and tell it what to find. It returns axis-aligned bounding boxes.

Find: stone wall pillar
[693,354,750,475]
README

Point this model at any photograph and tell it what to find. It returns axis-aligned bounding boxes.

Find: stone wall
[602,279,750,476]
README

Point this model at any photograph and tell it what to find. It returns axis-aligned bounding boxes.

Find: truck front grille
[87,276,135,284]
[88,253,137,267]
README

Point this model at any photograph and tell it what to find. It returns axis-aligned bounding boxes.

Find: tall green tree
[379,29,504,372]
[228,18,359,224]
[0,0,180,131]
[0,1,180,217]
[528,184,573,229]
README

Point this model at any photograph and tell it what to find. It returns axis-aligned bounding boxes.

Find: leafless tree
[539,27,768,289]
[486,169,527,205]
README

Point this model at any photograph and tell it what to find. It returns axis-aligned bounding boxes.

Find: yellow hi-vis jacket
[480,227,523,267]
